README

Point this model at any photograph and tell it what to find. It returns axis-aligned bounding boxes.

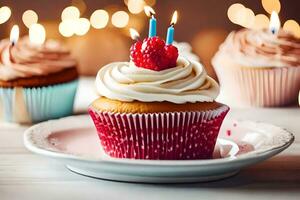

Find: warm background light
[22,10,38,28]
[252,14,270,30]
[235,8,254,28]
[0,6,11,24]
[29,23,46,45]
[227,3,245,25]
[90,9,109,29]
[1,0,298,78]
[124,0,156,7]
[61,6,80,21]
[227,4,255,28]
[112,11,129,28]
[59,20,75,37]
[59,6,92,37]
[127,0,145,14]
[261,0,281,14]
[74,18,90,36]
[283,20,300,38]
[72,0,87,15]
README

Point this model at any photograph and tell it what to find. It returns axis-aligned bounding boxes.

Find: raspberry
[165,45,179,67]
[130,36,178,71]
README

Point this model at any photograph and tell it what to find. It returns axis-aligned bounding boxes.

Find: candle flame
[269,11,280,34]
[29,23,46,46]
[170,11,178,25]
[144,6,155,17]
[10,25,19,45]
[129,28,140,40]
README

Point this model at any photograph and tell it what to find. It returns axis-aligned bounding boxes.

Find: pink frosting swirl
[215,28,300,68]
[0,36,77,81]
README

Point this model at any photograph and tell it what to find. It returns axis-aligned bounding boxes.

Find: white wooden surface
[0,79,299,200]
[0,108,299,200]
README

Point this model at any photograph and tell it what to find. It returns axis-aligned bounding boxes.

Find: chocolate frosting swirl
[0,36,77,81]
[215,28,300,67]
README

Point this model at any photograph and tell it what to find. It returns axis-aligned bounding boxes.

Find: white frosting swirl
[96,57,219,104]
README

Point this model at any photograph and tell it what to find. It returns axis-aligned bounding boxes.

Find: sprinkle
[226,129,231,136]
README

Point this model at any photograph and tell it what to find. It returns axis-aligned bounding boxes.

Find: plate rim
[23,114,295,167]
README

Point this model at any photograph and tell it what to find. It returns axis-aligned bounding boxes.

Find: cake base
[91,97,223,113]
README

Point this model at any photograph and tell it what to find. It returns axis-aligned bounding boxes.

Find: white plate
[24,115,294,183]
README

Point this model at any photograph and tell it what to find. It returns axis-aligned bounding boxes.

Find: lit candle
[166,11,178,45]
[269,11,280,35]
[144,6,156,37]
[29,23,46,46]
[129,28,140,41]
[9,25,19,46]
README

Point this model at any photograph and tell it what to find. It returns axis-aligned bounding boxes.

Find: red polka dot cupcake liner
[88,105,229,160]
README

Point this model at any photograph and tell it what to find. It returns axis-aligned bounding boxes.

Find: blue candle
[166,11,178,45]
[149,16,157,37]
[144,6,157,37]
[166,25,174,45]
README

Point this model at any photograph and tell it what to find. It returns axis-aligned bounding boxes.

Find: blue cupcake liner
[0,80,78,123]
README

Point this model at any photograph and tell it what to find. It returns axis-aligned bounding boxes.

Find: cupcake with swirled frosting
[0,36,78,123]
[89,36,229,160]
[212,28,300,107]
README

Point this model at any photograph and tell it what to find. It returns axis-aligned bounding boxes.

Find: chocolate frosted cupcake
[89,36,229,160]
[0,36,78,123]
[212,28,300,107]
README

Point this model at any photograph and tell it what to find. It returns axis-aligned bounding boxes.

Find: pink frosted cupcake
[212,28,300,107]
[89,36,229,160]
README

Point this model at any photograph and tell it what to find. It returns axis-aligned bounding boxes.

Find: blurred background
[0,0,299,79]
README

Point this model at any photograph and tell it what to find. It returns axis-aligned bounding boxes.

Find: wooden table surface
[0,79,299,200]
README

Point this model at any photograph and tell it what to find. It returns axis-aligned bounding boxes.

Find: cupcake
[0,36,78,123]
[89,36,229,160]
[212,28,300,107]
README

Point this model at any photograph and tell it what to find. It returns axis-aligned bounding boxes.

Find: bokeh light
[59,20,75,37]
[29,23,46,45]
[227,3,245,25]
[61,6,80,21]
[74,18,90,36]
[283,20,300,38]
[112,11,129,28]
[239,8,255,28]
[261,0,281,14]
[90,9,109,29]
[59,17,90,37]
[128,0,145,14]
[0,6,11,24]
[125,0,156,7]
[22,10,38,28]
[251,14,270,30]
[228,4,255,28]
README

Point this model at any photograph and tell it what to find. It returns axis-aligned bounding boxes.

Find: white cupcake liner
[214,61,300,107]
